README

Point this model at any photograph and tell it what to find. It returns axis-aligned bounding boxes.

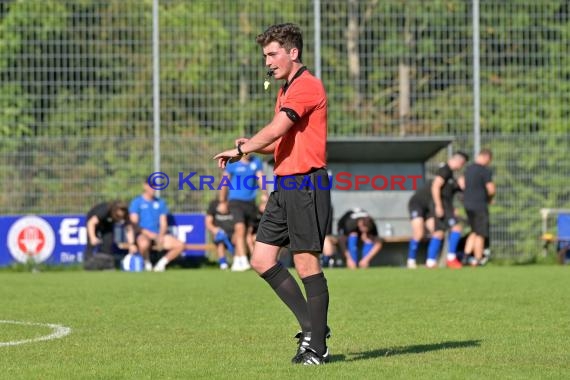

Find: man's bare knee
[250,242,280,274]
[234,223,246,236]
[137,236,151,251]
[293,252,321,278]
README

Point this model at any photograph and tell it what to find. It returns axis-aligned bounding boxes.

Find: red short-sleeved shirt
[273,67,327,176]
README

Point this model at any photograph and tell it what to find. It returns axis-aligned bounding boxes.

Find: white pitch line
[0,320,71,347]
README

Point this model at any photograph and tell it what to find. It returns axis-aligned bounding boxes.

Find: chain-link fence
[1,0,569,260]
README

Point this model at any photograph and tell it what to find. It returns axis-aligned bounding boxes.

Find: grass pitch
[1,265,569,379]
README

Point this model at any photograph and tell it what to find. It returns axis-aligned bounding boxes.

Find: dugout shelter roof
[325,136,453,163]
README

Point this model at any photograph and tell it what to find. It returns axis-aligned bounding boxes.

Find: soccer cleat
[144,260,153,272]
[219,262,229,270]
[241,259,251,271]
[153,263,166,272]
[480,250,491,266]
[446,258,463,269]
[426,260,437,269]
[230,256,251,272]
[299,347,327,365]
[468,256,480,267]
[406,259,417,269]
[153,257,169,272]
[291,332,311,363]
[230,258,242,271]
[291,326,331,364]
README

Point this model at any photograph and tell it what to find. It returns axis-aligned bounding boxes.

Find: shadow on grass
[329,339,481,363]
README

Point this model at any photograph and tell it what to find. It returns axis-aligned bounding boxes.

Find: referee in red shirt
[214,23,331,365]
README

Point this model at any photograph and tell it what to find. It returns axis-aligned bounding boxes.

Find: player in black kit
[462,149,495,266]
[406,151,468,269]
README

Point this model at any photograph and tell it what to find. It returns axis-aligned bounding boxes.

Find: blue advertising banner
[0,214,206,267]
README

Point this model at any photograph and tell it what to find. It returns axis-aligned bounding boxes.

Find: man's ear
[289,47,299,61]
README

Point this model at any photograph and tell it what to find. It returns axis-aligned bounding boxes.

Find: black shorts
[466,208,489,238]
[250,215,261,234]
[325,209,333,236]
[433,204,459,232]
[408,195,430,220]
[229,200,258,226]
[256,168,331,253]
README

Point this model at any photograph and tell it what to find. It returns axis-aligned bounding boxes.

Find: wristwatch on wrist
[237,142,245,156]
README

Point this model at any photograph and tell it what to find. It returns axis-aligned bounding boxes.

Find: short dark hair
[110,200,129,223]
[479,148,493,158]
[256,23,303,61]
[454,150,469,162]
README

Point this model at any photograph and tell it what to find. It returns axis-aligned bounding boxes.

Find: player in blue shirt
[219,155,267,271]
[129,181,185,271]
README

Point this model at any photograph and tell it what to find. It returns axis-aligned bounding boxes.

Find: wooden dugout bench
[120,237,429,267]
[330,234,424,267]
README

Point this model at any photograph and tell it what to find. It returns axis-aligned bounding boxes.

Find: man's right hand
[345,255,357,270]
[435,205,444,218]
[213,148,241,168]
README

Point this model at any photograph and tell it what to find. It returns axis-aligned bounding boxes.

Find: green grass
[1,266,570,379]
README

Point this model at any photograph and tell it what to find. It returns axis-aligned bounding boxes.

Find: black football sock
[260,263,311,333]
[302,272,329,356]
